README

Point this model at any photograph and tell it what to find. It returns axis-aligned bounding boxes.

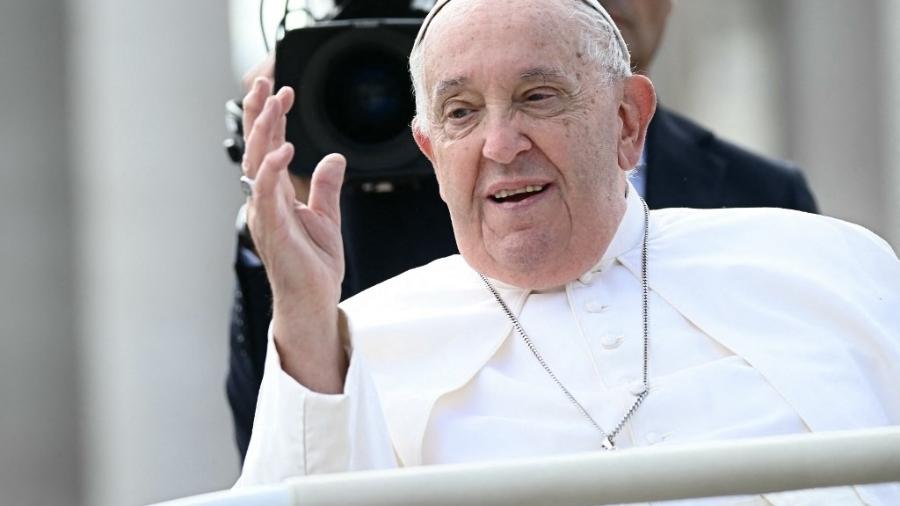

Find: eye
[527,92,552,102]
[441,100,478,124]
[525,87,559,102]
[448,107,472,119]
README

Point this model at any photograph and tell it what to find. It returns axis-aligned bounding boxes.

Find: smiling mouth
[490,184,547,203]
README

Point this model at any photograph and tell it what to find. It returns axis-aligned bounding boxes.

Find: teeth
[493,185,544,199]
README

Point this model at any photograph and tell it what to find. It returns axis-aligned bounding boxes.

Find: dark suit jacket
[644,106,817,212]
[226,104,818,459]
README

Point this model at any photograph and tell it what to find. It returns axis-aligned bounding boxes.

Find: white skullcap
[412,0,630,63]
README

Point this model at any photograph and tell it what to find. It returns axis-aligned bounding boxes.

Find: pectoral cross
[601,435,615,450]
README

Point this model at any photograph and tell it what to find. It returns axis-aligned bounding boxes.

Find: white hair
[409,0,632,135]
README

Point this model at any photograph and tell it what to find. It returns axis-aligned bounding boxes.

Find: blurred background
[0,0,898,505]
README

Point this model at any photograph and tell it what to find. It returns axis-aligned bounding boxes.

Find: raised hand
[241,77,349,393]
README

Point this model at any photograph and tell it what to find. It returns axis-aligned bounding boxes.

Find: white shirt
[238,185,899,505]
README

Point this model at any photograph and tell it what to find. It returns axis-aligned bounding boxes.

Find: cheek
[434,141,481,205]
[435,172,469,218]
[432,159,451,202]
[431,143,456,199]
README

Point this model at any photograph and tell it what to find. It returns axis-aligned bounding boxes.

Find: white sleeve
[234,328,399,487]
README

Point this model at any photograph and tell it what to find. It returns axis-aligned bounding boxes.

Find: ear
[411,116,435,163]
[617,75,657,171]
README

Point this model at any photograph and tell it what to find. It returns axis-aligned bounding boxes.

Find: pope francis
[234,0,900,503]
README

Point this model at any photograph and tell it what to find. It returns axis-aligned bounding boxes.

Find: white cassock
[237,185,900,505]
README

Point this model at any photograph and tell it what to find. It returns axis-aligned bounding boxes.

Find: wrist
[272,293,340,339]
[272,306,348,394]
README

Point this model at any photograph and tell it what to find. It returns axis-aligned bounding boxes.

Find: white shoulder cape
[339,208,899,502]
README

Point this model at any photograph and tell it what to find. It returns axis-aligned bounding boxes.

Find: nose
[481,115,532,164]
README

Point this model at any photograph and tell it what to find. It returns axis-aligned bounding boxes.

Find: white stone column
[653,0,788,157]
[65,1,242,504]
[0,0,80,504]
[878,0,900,248]
[655,0,895,249]
[783,0,889,241]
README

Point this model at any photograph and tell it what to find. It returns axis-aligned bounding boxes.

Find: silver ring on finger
[240,175,256,198]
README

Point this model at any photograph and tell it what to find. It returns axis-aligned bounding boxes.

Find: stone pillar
[655,0,896,249]
[0,0,80,504]
[653,0,788,157]
[878,0,900,247]
[65,1,242,503]
[783,0,889,241]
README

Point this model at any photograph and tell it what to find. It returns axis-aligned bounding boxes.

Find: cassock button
[629,380,647,396]
[599,334,624,349]
[585,301,609,313]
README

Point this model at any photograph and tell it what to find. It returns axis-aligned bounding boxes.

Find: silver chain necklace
[478,200,650,450]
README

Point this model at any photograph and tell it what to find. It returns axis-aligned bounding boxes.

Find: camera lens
[323,49,414,145]
[289,22,426,175]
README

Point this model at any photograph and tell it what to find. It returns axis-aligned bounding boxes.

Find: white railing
[155,427,900,505]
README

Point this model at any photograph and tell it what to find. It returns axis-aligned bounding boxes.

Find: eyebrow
[433,67,567,102]
[434,77,468,103]
[519,66,567,83]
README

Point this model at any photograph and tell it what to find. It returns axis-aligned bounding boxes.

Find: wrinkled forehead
[413,0,629,58]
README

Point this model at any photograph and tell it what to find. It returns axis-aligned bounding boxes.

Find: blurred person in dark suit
[225,0,817,460]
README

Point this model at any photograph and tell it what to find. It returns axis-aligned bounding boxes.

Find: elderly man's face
[414,0,654,289]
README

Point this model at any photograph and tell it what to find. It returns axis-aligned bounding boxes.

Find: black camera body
[275,18,427,181]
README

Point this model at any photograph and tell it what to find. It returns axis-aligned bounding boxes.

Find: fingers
[243,95,282,178]
[243,84,296,180]
[307,154,347,226]
[247,142,296,260]
[254,142,295,202]
[272,86,295,147]
[242,77,272,142]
